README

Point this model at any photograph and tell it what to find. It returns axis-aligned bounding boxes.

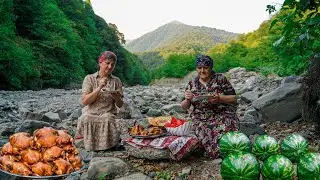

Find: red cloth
[124,136,198,161]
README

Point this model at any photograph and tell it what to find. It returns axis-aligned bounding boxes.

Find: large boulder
[87,157,129,180]
[252,82,302,123]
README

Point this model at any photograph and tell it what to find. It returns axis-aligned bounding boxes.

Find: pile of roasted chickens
[0,127,82,176]
[129,125,166,136]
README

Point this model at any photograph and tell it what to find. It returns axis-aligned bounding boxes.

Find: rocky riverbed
[0,67,319,179]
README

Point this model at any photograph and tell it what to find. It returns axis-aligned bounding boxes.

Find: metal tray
[0,164,86,180]
[131,132,167,139]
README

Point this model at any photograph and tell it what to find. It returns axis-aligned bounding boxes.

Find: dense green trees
[0,0,150,90]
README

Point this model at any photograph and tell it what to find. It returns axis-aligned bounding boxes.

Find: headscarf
[98,51,117,63]
[196,54,213,67]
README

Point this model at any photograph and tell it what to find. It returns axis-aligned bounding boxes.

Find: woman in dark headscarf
[181,54,239,159]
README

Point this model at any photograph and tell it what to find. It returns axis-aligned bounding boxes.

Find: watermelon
[261,155,294,180]
[280,133,309,162]
[297,152,320,180]
[220,152,260,180]
[219,131,251,158]
[252,135,279,161]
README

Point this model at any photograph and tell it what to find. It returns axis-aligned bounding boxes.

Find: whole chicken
[33,127,58,149]
[34,135,58,149]
[33,127,58,137]
[9,132,32,151]
[62,143,78,154]
[56,130,73,145]
[1,142,14,155]
[53,158,74,175]
[11,162,32,176]
[66,153,82,170]
[20,149,41,165]
[31,162,54,176]
[42,146,64,162]
[0,155,16,171]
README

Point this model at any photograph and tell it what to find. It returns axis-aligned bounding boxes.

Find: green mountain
[125,21,238,55]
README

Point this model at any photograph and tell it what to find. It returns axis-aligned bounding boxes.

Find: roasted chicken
[42,146,64,162]
[33,127,58,137]
[11,162,32,176]
[1,142,13,155]
[56,130,73,145]
[34,135,57,149]
[9,132,32,151]
[20,149,41,165]
[0,128,82,176]
[53,158,74,175]
[31,162,54,176]
[0,155,16,171]
[129,125,144,135]
[66,153,82,170]
[62,143,77,154]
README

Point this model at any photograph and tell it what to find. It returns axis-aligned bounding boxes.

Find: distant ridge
[125,21,238,54]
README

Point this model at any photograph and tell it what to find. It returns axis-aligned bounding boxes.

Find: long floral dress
[184,72,239,158]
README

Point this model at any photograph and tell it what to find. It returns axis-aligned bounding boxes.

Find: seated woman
[75,51,123,151]
[180,54,239,159]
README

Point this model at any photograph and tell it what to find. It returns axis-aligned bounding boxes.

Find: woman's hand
[208,93,220,103]
[110,92,123,108]
[184,91,194,101]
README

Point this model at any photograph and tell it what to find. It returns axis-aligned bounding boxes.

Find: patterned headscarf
[196,54,213,67]
[98,51,117,63]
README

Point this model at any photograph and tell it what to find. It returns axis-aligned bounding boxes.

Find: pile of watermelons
[219,131,320,179]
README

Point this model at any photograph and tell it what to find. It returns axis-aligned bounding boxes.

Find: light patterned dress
[75,72,123,151]
[183,72,239,158]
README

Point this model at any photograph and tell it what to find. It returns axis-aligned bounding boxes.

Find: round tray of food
[0,163,85,179]
[128,124,167,139]
[0,127,84,179]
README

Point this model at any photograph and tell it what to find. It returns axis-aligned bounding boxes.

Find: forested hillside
[125,21,238,54]
[0,0,150,90]
[147,8,319,81]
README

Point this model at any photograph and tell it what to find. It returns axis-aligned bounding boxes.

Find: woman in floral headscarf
[180,54,239,159]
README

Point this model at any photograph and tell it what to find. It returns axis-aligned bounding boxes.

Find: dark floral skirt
[192,116,239,159]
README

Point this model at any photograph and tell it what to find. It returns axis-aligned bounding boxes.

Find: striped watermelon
[280,133,309,162]
[220,152,260,180]
[219,131,251,158]
[261,155,294,180]
[297,152,320,180]
[252,135,279,161]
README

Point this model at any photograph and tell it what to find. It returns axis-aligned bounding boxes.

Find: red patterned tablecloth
[124,135,199,161]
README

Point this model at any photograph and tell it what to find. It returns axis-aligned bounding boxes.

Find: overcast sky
[91,0,284,40]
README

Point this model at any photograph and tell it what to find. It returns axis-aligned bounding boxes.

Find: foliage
[125,21,237,56]
[151,54,195,79]
[267,0,320,128]
[0,0,150,90]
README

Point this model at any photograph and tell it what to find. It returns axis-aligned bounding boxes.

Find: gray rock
[242,107,261,123]
[114,173,149,180]
[240,91,261,103]
[0,122,20,136]
[15,120,52,134]
[240,122,266,136]
[87,157,129,180]
[161,104,185,113]
[252,82,303,123]
[42,111,61,123]
[69,108,82,120]
[146,108,162,117]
